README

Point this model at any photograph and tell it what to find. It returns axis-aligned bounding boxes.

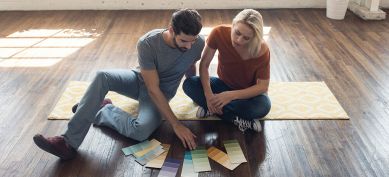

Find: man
[33,9,204,160]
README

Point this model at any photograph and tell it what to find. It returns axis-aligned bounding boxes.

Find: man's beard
[173,35,188,52]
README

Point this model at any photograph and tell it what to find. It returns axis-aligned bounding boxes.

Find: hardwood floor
[0,9,388,177]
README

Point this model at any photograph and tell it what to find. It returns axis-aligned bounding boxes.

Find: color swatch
[207,146,240,170]
[122,139,161,156]
[191,146,211,172]
[134,139,161,158]
[181,151,199,177]
[135,146,165,165]
[145,144,171,168]
[223,140,247,164]
[157,158,181,177]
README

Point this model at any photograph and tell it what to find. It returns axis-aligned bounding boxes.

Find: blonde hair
[232,9,264,57]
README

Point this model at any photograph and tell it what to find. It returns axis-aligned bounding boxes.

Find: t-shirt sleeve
[256,49,270,80]
[137,39,156,70]
[206,27,219,49]
[195,35,206,62]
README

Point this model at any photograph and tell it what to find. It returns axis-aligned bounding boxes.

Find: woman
[183,9,271,132]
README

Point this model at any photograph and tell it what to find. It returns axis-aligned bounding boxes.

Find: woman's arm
[228,79,269,100]
[212,79,269,111]
[199,45,221,114]
[199,45,216,97]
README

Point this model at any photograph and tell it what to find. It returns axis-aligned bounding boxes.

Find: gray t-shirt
[135,29,205,99]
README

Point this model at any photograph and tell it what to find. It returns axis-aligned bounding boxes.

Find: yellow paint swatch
[191,147,211,172]
[207,146,240,170]
[145,144,170,169]
[223,140,247,164]
[134,139,161,158]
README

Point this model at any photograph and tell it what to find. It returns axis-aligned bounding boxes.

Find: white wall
[0,0,388,10]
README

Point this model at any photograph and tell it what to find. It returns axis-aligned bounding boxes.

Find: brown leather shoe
[33,134,77,160]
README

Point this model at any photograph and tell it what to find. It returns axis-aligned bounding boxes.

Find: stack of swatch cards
[157,158,182,177]
[121,139,247,176]
[121,139,169,166]
[208,140,247,170]
[182,140,247,176]
[181,146,212,177]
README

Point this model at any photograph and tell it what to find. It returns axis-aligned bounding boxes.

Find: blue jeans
[183,76,271,122]
[63,69,162,149]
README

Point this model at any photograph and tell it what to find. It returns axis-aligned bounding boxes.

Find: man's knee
[131,132,151,142]
[130,120,161,141]
[95,70,109,82]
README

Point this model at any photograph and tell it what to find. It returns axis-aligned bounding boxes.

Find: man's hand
[172,123,197,150]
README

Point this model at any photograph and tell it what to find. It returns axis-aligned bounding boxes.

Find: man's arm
[140,69,197,150]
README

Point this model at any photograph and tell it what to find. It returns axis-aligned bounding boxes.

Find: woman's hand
[205,93,222,115]
[210,91,234,113]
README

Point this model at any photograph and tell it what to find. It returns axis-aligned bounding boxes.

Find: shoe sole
[33,135,75,160]
[71,103,78,113]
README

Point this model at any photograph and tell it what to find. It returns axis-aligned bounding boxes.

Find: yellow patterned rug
[48,81,349,120]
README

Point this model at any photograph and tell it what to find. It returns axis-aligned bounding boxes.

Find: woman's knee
[183,76,201,94]
[253,97,271,118]
[258,101,271,118]
[237,96,271,119]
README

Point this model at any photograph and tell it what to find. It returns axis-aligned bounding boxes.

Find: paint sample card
[146,144,171,169]
[122,139,161,156]
[191,146,211,172]
[157,158,181,177]
[134,139,161,158]
[207,146,240,170]
[223,140,247,164]
[181,151,199,177]
[135,146,164,165]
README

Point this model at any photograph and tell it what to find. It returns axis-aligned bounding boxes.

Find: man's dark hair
[171,9,202,36]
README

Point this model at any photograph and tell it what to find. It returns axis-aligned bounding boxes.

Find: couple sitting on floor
[33,8,271,160]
